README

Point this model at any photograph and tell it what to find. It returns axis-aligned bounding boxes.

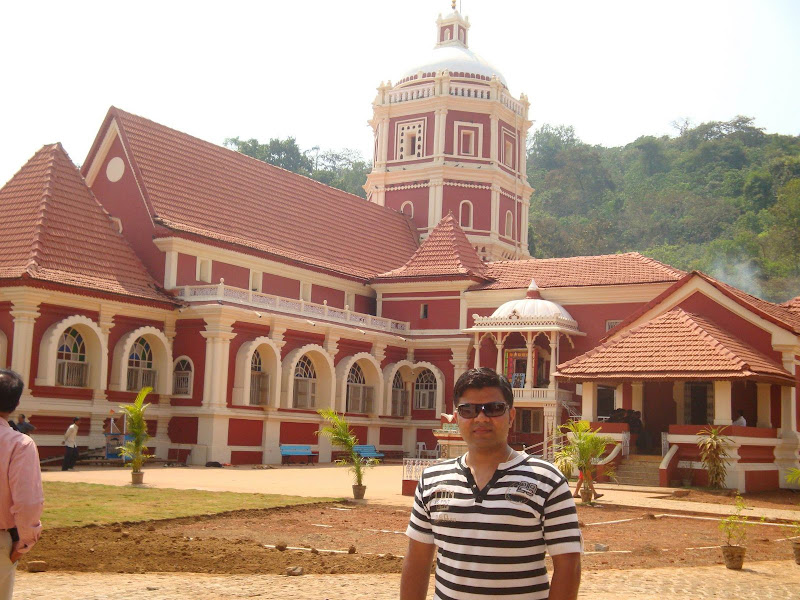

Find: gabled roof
[474,252,684,290]
[603,271,800,339]
[83,107,420,280]
[783,295,800,315]
[0,144,176,305]
[373,213,487,281]
[557,308,793,384]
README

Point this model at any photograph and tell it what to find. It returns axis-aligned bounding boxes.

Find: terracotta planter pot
[792,540,800,565]
[352,485,366,500]
[131,471,144,485]
[580,488,593,504]
[721,545,745,570]
[681,478,692,487]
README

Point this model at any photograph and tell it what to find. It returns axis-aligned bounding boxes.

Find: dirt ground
[658,487,800,511]
[18,501,800,575]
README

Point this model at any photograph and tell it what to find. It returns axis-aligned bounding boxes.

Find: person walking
[401,367,582,600]
[62,417,80,471]
[0,369,44,600]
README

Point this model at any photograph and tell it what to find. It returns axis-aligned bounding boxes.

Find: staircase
[613,454,662,486]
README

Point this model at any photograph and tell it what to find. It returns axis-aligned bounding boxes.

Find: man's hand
[400,538,436,600]
[10,542,24,563]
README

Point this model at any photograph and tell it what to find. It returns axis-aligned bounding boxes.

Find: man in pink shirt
[0,369,44,600]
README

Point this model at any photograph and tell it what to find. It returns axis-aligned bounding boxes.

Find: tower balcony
[512,386,575,408]
[176,283,410,334]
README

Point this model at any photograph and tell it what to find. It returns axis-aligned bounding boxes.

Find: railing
[403,458,442,481]
[381,81,525,116]
[387,84,435,104]
[500,92,524,115]
[127,368,156,392]
[661,432,670,457]
[621,431,631,457]
[449,83,491,100]
[56,360,88,387]
[173,371,191,396]
[177,283,409,334]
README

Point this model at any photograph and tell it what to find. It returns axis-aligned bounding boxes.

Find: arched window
[459,200,473,229]
[346,363,373,414]
[505,211,514,239]
[293,355,317,408]
[250,350,269,406]
[400,201,414,218]
[414,369,437,410]
[391,371,409,417]
[445,28,452,41]
[127,337,156,391]
[173,358,193,396]
[57,327,88,387]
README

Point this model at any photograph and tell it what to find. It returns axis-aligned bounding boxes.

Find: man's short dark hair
[453,368,514,407]
[0,369,25,413]
[73,417,80,423]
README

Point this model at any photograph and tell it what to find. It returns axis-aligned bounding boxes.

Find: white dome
[400,44,508,87]
[490,298,576,322]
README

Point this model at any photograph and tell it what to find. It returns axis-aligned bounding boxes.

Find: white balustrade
[448,83,492,100]
[403,458,442,481]
[177,284,409,333]
[387,84,435,104]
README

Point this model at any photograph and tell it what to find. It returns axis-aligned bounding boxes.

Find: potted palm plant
[118,387,154,485]
[719,494,748,569]
[316,409,377,499]
[553,420,614,504]
[697,426,731,489]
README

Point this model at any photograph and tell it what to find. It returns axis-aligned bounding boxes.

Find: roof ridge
[679,310,746,369]
[27,144,61,274]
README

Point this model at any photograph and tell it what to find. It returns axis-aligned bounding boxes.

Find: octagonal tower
[365,7,533,262]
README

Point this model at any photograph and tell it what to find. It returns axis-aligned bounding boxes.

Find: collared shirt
[733,416,747,426]
[0,418,44,555]
[407,452,582,600]
[64,423,78,448]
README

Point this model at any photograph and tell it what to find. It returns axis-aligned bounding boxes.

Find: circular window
[106,157,125,182]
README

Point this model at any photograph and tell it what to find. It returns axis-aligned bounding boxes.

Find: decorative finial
[452,0,456,9]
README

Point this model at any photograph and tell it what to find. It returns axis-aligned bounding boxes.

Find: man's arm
[549,552,581,600]
[9,438,44,561]
[400,538,436,600]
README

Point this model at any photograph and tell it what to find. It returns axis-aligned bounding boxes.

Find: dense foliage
[227,117,800,302]
[527,118,800,302]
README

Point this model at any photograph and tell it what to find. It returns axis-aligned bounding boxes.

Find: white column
[196,414,230,464]
[581,382,597,422]
[548,332,559,390]
[780,353,798,434]
[673,380,685,425]
[756,383,772,428]
[379,116,390,166]
[631,382,644,419]
[614,384,624,410]
[524,333,534,390]
[9,300,41,392]
[489,114,499,163]
[433,179,444,225]
[153,414,170,459]
[435,108,447,161]
[95,310,114,401]
[164,250,178,289]
[200,320,236,407]
[543,404,557,460]
[490,185,500,238]
[713,380,733,426]
[494,334,504,374]
[473,333,480,369]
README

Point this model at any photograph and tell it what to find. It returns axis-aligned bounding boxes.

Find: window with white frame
[196,258,212,283]
[396,120,425,160]
[503,140,514,168]
[127,337,157,391]
[504,211,514,239]
[173,358,193,396]
[459,200,473,229]
[293,355,317,408]
[420,304,429,319]
[391,372,409,417]
[513,408,543,434]
[346,363,374,414]
[56,327,88,387]
[400,201,414,218]
[300,282,312,302]
[249,350,269,406]
[605,320,623,332]
[460,130,475,156]
[413,369,437,410]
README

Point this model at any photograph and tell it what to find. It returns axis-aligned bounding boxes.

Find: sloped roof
[84,107,419,280]
[475,252,685,290]
[557,308,793,383]
[0,144,176,305]
[373,213,487,281]
[782,295,800,315]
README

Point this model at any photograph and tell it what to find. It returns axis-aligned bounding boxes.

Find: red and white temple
[0,6,797,491]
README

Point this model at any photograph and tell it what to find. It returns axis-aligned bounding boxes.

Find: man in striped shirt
[401,368,581,600]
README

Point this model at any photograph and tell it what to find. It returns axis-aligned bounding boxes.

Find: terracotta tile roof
[474,252,685,290]
[373,213,487,281]
[0,144,176,305]
[89,108,419,280]
[557,308,793,383]
[782,295,800,315]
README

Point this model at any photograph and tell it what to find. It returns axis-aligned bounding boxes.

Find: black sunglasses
[456,401,509,419]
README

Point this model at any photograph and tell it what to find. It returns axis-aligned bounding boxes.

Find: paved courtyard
[15,560,800,599]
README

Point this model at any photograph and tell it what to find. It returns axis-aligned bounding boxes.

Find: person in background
[732,410,747,427]
[62,417,80,471]
[15,415,35,437]
[0,369,44,600]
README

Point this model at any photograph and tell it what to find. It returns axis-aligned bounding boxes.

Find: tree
[528,124,579,171]
[553,420,614,502]
[224,136,313,174]
[118,387,154,482]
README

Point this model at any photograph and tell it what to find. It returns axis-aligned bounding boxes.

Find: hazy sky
[1,0,798,186]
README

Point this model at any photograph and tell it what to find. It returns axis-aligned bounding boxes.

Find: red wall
[558,302,649,360]
[311,285,345,309]
[354,294,375,315]
[334,339,373,366]
[0,303,13,368]
[385,186,429,229]
[380,427,403,446]
[351,425,368,445]
[388,112,435,161]
[227,418,263,447]
[279,330,326,359]
[381,298,461,330]
[416,428,437,448]
[279,421,319,444]
[231,450,263,465]
[745,469,779,492]
[770,384,782,429]
[262,273,300,299]
[442,185,491,231]
[171,319,206,406]
[28,415,90,435]
[643,381,676,440]
[89,136,164,284]
[168,416,198,444]
[212,261,249,289]
[445,110,491,157]
[176,253,199,286]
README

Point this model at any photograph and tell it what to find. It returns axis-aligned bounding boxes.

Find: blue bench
[354,445,385,461]
[280,445,318,465]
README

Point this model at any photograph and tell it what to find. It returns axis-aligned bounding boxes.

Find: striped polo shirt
[406,452,582,600]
